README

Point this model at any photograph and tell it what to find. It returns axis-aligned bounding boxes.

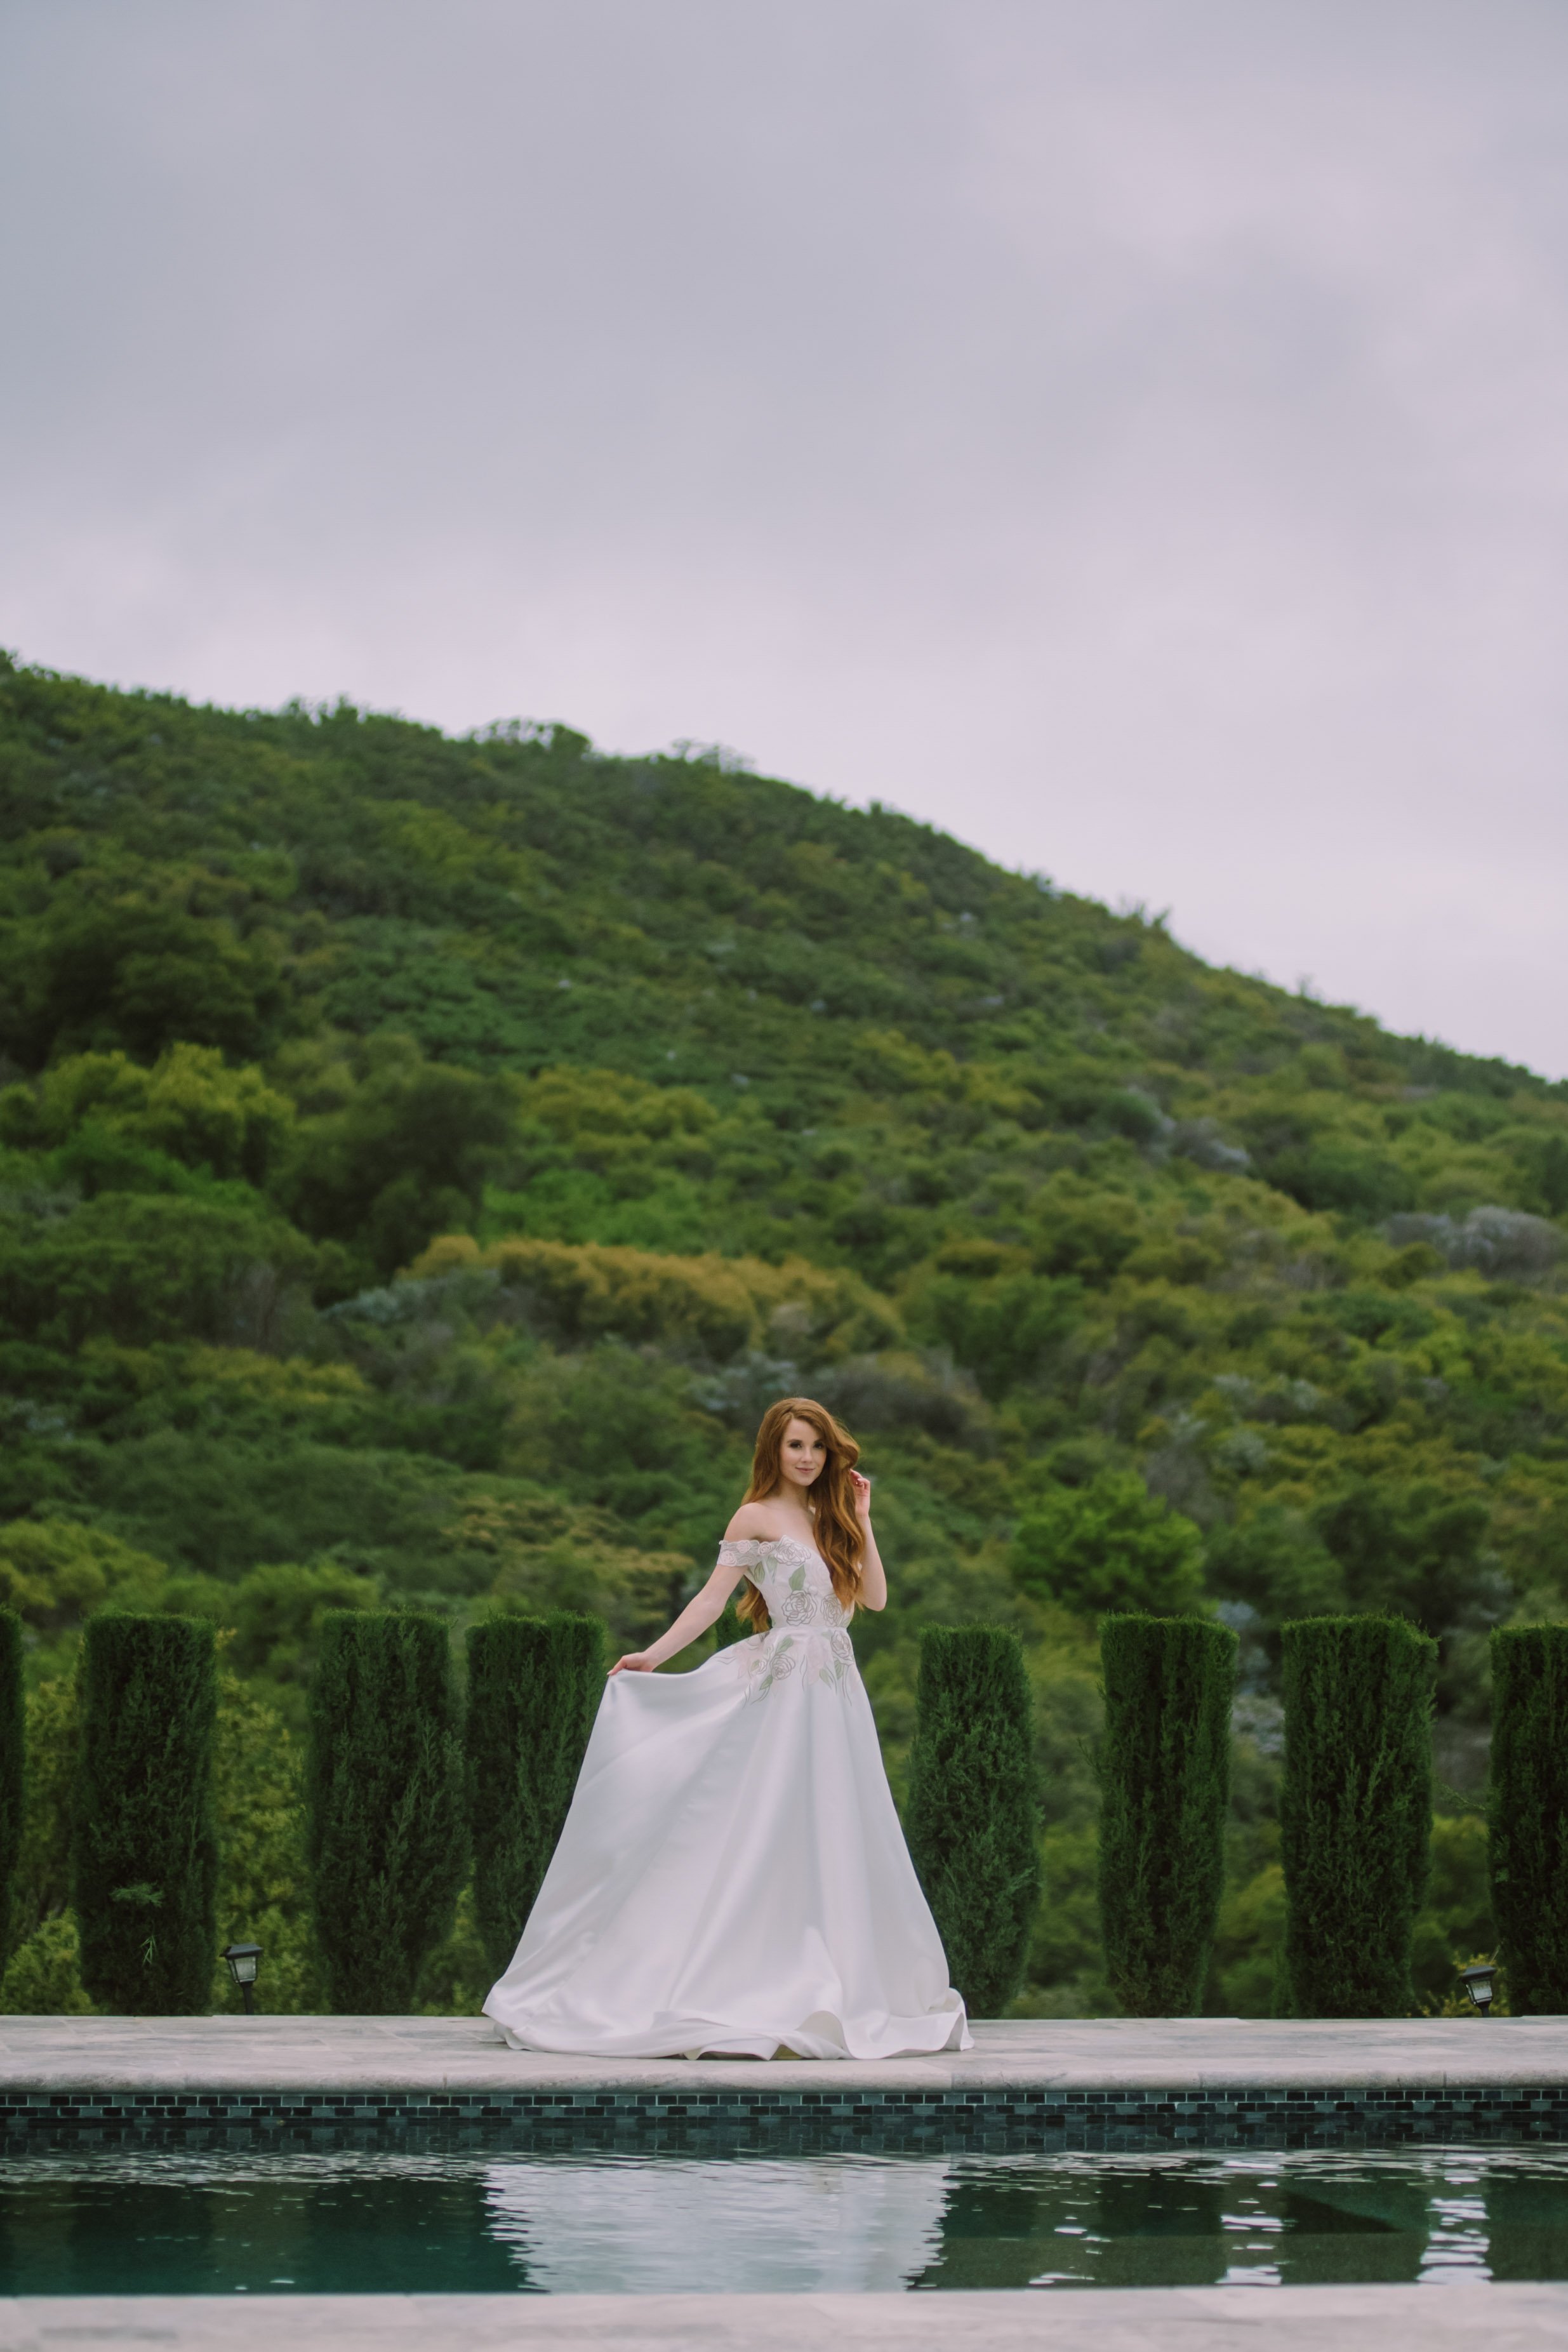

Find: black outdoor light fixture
[1458,1962,1499,2015]
[222,1942,263,2016]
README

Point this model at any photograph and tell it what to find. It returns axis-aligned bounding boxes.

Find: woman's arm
[851,1472,887,1611]
[608,1558,743,1675]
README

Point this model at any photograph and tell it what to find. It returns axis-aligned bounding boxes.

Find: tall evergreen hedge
[467,1611,604,1983]
[306,1611,467,2012]
[1098,1613,1237,2016]
[0,1610,23,1970]
[1280,1615,1435,2017]
[74,1614,218,2014]
[905,1624,1040,2016]
[1489,1625,1568,2014]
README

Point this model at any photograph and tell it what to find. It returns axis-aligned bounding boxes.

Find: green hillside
[2,651,1565,2016]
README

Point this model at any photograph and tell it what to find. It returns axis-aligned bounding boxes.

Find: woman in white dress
[484,1397,970,2059]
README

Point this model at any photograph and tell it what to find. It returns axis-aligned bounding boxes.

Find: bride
[484,1396,971,2059]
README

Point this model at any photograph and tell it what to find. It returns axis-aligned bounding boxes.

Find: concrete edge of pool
[3,2015,1567,2096]
[3,2286,1568,2349]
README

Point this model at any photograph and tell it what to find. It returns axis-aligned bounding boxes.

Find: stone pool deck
[4,2010,1565,2096]
[4,2287,1568,2349]
[6,2012,1568,2151]
[6,2021,1568,2348]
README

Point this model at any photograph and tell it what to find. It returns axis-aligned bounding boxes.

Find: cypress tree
[466,1612,604,1983]
[1280,1615,1435,2017]
[0,1611,22,1970]
[306,1611,467,2012]
[1489,1625,1568,2014]
[905,1624,1040,2016]
[1098,1612,1237,2016]
[74,1614,218,2014]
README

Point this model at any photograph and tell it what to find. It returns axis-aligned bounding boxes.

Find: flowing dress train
[482,1535,971,2059]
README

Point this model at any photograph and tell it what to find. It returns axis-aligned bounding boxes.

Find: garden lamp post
[1458,1962,1499,2015]
[222,1942,263,2016]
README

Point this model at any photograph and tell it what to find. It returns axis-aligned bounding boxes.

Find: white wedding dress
[483,1535,971,2059]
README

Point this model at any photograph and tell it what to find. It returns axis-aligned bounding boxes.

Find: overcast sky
[4,1,1566,1076]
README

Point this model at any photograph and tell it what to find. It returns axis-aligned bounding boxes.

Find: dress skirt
[482,1629,970,2061]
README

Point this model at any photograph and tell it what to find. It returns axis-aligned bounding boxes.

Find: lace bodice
[717,1535,852,1626]
[715,1535,855,1698]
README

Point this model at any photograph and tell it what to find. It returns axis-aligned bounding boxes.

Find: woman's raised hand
[849,1470,873,1524]
[609,1651,656,1676]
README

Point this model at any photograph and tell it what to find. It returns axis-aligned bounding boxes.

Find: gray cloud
[4,0,1566,1071]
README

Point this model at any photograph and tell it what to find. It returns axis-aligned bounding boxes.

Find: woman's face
[778,1416,827,1490]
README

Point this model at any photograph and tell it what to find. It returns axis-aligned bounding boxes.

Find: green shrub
[907,1266,1082,1400]
[0,1611,21,1967]
[0,1192,316,1352]
[1310,1480,1490,1633]
[415,1882,494,2016]
[6,891,284,1068]
[1206,1861,1288,2019]
[905,1625,1040,2016]
[230,1559,378,1682]
[1206,1505,1343,1624]
[12,1677,78,1957]
[0,1521,166,1640]
[305,1611,467,2012]
[1098,1614,1237,2016]
[1012,1473,1206,1618]
[1411,1814,1495,2008]
[1279,1616,1435,2017]
[5,1044,296,1182]
[0,1913,95,2015]
[1021,1821,1110,2018]
[284,1043,513,1279]
[74,1614,218,2014]
[466,1612,604,1983]
[209,1673,319,2016]
[1489,1626,1568,2014]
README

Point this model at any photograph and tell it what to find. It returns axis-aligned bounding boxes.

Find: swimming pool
[4,2144,1567,2294]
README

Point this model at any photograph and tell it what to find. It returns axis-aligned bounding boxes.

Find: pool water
[4,2146,1568,2294]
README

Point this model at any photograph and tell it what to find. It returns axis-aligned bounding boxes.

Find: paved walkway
[3,2287,1567,2351]
[1,2013,1562,2093]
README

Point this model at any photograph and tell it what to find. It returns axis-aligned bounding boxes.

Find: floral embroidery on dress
[715,1535,855,1701]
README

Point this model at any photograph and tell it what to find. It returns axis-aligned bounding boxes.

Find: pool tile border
[4,2080,1568,2153]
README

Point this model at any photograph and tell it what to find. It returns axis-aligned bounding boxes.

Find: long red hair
[734,1397,864,1633]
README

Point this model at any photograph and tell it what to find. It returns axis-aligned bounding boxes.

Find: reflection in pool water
[2,2147,1567,2295]
[484,2153,949,2292]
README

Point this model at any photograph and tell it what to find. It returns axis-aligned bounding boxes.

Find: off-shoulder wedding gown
[483,1535,971,2059]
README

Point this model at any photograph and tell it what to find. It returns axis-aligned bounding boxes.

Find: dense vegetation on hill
[2,650,1565,2016]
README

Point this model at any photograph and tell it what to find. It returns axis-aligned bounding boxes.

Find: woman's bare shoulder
[724,1501,785,1541]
